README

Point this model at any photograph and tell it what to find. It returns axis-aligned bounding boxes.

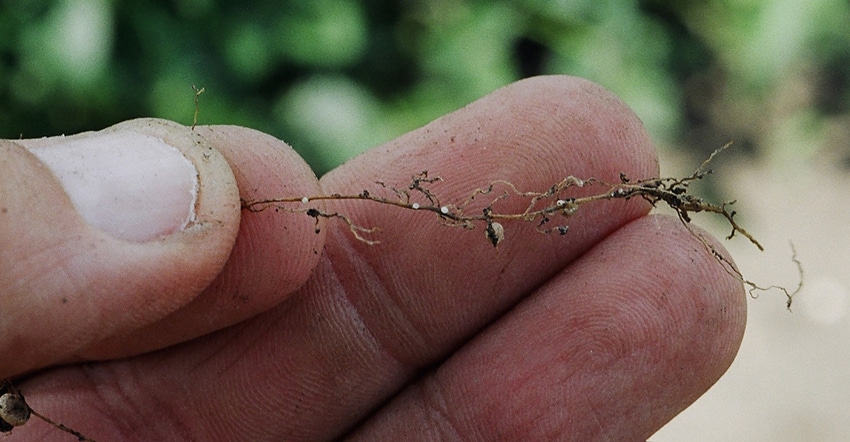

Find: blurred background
[2,0,849,439]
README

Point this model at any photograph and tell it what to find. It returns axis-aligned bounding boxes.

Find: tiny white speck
[440,206,449,214]
[301,197,309,204]
[412,203,420,210]
[556,199,566,207]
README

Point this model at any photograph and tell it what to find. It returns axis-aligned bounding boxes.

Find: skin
[0,76,746,441]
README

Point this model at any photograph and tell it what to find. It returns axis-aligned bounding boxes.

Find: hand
[0,76,745,440]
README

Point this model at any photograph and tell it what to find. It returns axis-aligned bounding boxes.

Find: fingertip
[564,214,748,437]
[192,124,326,307]
[325,75,659,189]
[81,124,327,358]
[351,215,747,440]
[508,214,747,437]
[316,75,662,365]
[1,118,242,375]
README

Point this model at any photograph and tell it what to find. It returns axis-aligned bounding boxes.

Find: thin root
[241,146,801,309]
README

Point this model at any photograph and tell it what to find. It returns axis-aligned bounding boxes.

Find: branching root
[241,142,802,308]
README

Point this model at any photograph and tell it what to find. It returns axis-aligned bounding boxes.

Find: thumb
[0,118,240,377]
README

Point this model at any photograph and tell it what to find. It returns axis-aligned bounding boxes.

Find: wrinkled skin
[0,76,745,441]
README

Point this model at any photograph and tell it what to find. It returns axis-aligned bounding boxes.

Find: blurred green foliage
[2,0,848,174]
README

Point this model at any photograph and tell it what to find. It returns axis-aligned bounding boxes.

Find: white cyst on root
[487,221,505,247]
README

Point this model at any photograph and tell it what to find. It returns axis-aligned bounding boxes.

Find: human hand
[0,76,746,440]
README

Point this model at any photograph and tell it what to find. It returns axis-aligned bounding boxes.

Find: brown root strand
[29,408,96,442]
[241,147,800,309]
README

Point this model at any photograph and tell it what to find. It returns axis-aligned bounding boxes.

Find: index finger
[319,75,660,365]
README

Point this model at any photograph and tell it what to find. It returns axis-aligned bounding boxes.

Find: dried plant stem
[242,144,801,308]
[191,85,205,131]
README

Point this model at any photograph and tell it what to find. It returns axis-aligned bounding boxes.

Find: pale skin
[0,76,746,440]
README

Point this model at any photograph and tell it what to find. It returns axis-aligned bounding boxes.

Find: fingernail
[28,131,198,242]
